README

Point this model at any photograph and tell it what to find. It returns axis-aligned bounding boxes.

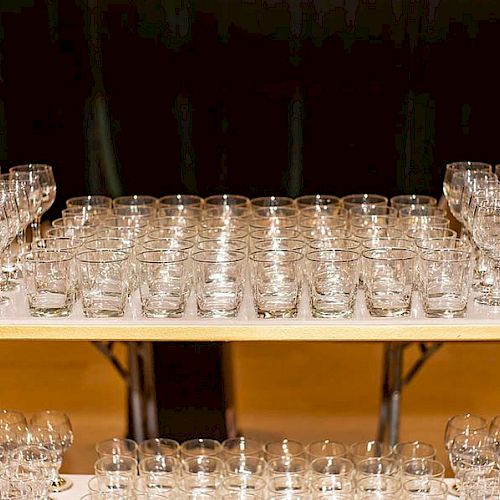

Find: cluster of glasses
[445,413,500,499]
[0,409,74,499]
[0,164,56,307]
[79,435,453,499]
[443,161,500,308]
[6,190,480,320]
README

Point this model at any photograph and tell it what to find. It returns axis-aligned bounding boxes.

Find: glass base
[0,279,20,292]
[197,308,240,319]
[311,308,354,319]
[474,295,500,307]
[83,309,125,318]
[424,308,466,318]
[366,306,410,317]
[143,308,185,318]
[50,476,72,493]
[256,308,298,319]
[29,307,72,318]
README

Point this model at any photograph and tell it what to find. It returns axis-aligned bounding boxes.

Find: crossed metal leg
[93,341,158,442]
[93,340,443,445]
[377,342,443,446]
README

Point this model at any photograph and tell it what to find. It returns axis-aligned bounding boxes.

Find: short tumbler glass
[362,248,416,317]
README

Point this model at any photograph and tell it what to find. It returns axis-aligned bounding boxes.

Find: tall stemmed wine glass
[443,162,492,236]
[472,197,500,306]
[29,410,73,492]
[9,164,56,241]
[0,180,22,291]
[0,200,18,307]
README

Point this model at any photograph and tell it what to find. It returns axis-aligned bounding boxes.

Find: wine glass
[29,411,73,492]
[0,410,29,452]
[471,198,500,306]
[0,182,22,292]
[490,415,500,454]
[9,164,56,242]
[0,204,16,307]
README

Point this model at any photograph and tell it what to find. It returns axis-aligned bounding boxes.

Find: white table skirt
[54,475,458,499]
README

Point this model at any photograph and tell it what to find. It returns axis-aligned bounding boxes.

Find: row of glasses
[16,189,479,319]
[0,409,73,495]
[82,435,448,498]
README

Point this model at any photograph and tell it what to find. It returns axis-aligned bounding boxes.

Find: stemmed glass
[471,197,500,306]
[29,410,73,492]
[9,164,56,242]
[443,162,492,236]
[0,203,17,307]
[0,181,22,292]
[444,413,489,496]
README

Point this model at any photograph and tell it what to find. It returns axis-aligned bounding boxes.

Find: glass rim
[112,194,158,206]
[9,163,53,173]
[191,250,246,263]
[158,194,204,206]
[204,193,250,206]
[25,249,73,262]
[362,248,416,260]
[419,248,471,262]
[249,249,303,263]
[76,249,129,263]
[306,249,360,262]
[340,193,388,204]
[136,250,189,263]
[390,194,437,206]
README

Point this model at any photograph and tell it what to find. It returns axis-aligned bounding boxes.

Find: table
[3,285,498,444]
[54,475,459,498]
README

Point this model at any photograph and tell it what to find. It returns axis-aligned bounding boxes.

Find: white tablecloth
[54,475,458,499]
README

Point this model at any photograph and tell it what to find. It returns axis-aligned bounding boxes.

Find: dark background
[1,0,499,439]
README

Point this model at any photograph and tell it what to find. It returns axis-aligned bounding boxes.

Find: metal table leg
[92,341,159,442]
[376,342,443,446]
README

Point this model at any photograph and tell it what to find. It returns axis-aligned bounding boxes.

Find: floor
[0,340,498,473]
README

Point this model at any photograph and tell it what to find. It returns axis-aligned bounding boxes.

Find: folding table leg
[376,343,392,442]
[128,342,145,443]
[140,341,159,438]
[387,342,404,446]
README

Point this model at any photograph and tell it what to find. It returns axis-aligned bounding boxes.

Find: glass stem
[31,216,42,242]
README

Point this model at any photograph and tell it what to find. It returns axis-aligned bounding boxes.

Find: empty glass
[137,250,190,318]
[305,250,360,318]
[192,250,246,318]
[249,250,303,318]
[76,250,130,317]
[363,248,416,317]
[419,249,472,318]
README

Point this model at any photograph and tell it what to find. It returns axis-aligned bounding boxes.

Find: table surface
[2,284,500,342]
[55,474,459,498]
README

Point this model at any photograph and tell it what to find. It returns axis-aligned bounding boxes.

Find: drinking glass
[392,441,436,464]
[490,415,500,454]
[180,456,224,494]
[180,439,222,459]
[94,455,137,495]
[113,195,158,208]
[267,473,308,494]
[9,164,56,242]
[355,475,401,496]
[67,195,112,210]
[192,250,246,318]
[221,437,262,459]
[305,249,360,318]
[349,441,392,465]
[218,475,266,496]
[138,455,178,479]
[139,438,180,460]
[76,250,130,317]
[444,414,488,452]
[250,196,295,210]
[363,248,416,317]
[0,206,16,306]
[402,477,448,499]
[419,249,472,318]
[471,198,500,305]
[355,457,399,481]
[224,456,266,477]
[29,410,73,492]
[401,459,445,481]
[137,250,190,318]
[24,250,74,317]
[159,194,204,209]
[398,206,445,218]
[295,194,341,209]
[134,474,177,495]
[249,250,303,318]
[263,439,305,460]
[96,438,138,459]
[0,410,29,452]
[340,194,388,210]
[390,194,437,210]
[307,440,348,460]
[205,194,250,209]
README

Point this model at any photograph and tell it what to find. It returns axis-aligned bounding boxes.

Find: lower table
[55,474,458,499]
